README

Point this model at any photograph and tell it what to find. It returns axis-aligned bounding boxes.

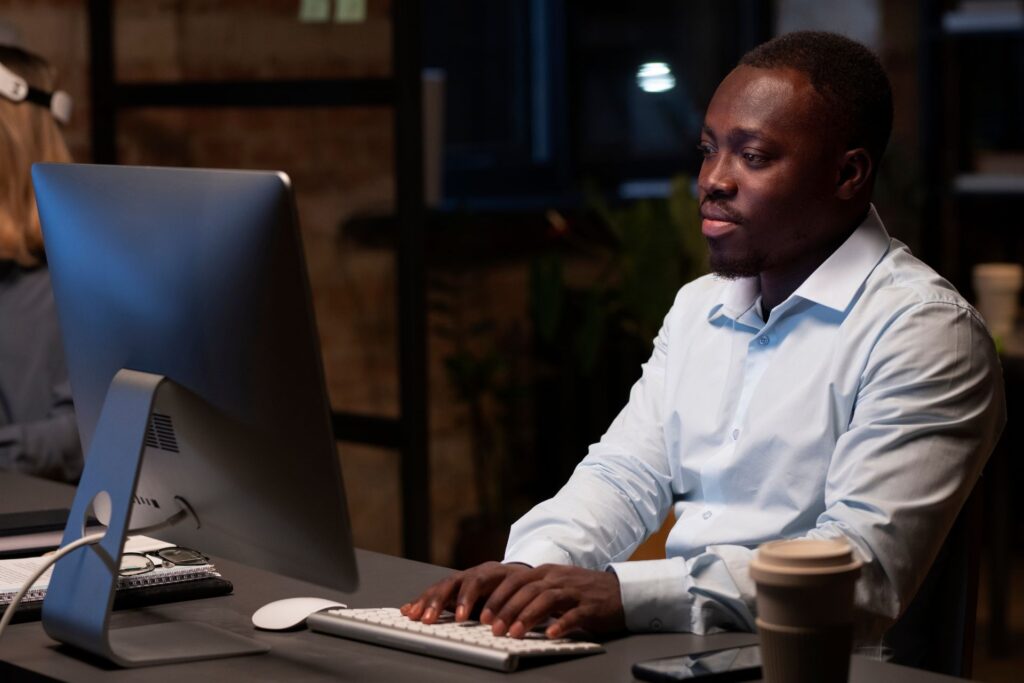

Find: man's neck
[758,207,868,318]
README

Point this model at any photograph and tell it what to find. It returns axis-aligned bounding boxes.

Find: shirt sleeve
[610,545,758,634]
[0,378,83,482]
[504,305,676,570]
[809,301,1003,628]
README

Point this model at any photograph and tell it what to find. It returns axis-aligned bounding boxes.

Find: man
[403,31,1005,644]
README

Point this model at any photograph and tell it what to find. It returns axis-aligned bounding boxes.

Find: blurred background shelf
[943,5,1024,34]
[954,173,1024,194]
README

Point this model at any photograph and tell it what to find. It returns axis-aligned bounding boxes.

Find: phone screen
[632,645,762,682]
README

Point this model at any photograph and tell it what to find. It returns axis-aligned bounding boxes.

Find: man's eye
[742,151,768,165]
[696,142,715,157]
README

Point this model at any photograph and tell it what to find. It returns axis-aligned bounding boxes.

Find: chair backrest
[884,483,982,677]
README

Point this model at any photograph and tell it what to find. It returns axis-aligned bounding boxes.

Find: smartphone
[632,645,762,682]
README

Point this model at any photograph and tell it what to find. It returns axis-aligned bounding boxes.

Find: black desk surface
[0,472,963,682]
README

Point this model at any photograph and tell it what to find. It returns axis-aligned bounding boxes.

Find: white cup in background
[972,263,1023,341]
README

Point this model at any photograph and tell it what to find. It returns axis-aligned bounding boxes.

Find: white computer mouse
[251,597,348,631]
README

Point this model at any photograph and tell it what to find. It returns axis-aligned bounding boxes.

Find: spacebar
[306,613,516,672]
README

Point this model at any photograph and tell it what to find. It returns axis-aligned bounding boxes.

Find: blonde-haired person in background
[0,45,80,481]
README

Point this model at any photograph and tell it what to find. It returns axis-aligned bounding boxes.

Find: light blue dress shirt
[504,207,1005,636]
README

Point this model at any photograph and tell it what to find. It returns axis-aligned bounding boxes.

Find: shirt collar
[791,205,891,313]
[708,205,892,322]
[711,275,760,322]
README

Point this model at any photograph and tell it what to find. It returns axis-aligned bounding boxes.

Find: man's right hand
[400,561,530,624]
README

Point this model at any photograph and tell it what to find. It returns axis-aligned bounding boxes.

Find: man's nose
[698,155,737,198]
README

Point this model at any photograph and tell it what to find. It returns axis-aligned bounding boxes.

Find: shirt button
[649,618,663,631]
[731,428,740,440]
[702,510,712,520]
[758,335,770,346]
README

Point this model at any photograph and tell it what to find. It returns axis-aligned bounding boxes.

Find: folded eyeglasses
[119,546,210,577]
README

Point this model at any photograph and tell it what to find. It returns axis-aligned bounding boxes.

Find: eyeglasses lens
[156,547,208,565]
[119,553,154,576]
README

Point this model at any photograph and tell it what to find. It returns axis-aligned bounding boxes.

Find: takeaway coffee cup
[750,538,862,683]
[972,262,1023,341]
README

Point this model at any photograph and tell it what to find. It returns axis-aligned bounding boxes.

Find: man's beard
[707,238,764,279]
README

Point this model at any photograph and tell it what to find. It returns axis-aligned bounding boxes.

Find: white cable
[128,506,190,537]
[0,530,106,642]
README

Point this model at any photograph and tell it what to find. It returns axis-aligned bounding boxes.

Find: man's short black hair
[740,31,893,171]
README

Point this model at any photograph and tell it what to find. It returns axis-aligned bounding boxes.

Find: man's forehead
[704,65,824,138]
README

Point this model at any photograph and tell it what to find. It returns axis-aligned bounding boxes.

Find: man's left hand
[479,564,625,639]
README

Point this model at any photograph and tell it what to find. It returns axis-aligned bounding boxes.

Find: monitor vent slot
[145,413,180,453]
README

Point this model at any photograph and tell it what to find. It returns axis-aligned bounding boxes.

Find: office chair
[884,483,982,677]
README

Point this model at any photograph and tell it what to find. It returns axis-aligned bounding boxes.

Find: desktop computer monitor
[31,163,359,666]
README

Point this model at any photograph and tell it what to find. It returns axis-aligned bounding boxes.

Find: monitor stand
[40,369,268,667]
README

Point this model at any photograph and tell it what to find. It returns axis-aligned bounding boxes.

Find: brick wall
[1,0,487,563]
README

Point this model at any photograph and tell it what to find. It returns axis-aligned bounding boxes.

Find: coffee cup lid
[750,539,862,586]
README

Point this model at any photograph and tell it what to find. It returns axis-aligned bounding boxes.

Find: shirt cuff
[610,558,692,632]
[503,539,573,568]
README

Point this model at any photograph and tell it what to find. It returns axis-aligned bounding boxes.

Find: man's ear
[836,148,872,200]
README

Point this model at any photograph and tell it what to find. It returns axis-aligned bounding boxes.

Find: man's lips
[700,205,742,238]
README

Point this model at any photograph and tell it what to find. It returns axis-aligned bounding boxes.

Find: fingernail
[423,607,437,622]
[491,619,506,636]
[508,622,525,639]
[400,603,411,614]
[455,604,467,621]
[480,608,493,624]
[546,625,561,639]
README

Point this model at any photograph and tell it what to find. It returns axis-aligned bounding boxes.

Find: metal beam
[115,79,394,108]
[392,0,430,562]
[331,412,403,449]
[88,0,116,163]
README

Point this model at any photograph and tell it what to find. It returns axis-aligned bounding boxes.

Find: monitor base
[106,622,267,667]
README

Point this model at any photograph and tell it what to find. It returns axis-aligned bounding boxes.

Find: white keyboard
[307,607,604,672]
